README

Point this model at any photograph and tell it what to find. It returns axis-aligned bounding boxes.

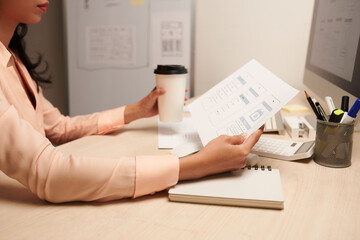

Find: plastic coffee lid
[154,65,188,75]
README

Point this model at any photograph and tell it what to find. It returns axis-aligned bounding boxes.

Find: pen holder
[314,120,354,168]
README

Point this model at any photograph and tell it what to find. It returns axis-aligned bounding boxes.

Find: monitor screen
[306,0,360,98]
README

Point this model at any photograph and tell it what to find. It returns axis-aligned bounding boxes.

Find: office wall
[194,0,314,95]
[26,1,68,114]
[63,0,194,116]
[23,0,354,116]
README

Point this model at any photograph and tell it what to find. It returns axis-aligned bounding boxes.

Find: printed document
[188,59,299,145]
[158,117,200,149]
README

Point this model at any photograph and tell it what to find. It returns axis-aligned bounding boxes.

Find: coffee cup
[154,65,187,122]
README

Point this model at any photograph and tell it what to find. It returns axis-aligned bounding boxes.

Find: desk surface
[1,95,360,240]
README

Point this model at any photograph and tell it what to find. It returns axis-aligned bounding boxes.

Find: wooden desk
[1,101,360,240]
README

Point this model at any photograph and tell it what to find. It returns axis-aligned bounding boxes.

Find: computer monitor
[304,0,360,99]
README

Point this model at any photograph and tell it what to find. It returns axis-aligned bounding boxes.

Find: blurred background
[25,0,358,116]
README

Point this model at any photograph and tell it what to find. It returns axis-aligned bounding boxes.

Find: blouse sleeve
[0,91,179,203]
[39,90,125,145]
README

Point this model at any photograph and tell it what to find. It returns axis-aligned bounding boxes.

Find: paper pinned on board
[188,59,299,146]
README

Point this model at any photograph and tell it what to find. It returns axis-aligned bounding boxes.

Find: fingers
[152,87,166,98]
[152,86,166,94]
[227,133,248,145]
[184,88,189,101]
[241,129,263,152]
[142,88,166,107]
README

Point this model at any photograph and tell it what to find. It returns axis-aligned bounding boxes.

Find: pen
[325,96,335,113]
[315,101,328,122]
[304,91,322,120]
[341,96,349,112]
[341,99,360,124]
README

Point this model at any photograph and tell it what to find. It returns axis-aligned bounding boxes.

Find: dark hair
[8,23,51,91]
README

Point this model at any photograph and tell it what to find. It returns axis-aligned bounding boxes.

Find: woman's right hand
[179,128,263,181]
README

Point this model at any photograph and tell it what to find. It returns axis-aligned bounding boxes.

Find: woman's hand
[124,88,166,124]
[179,127,263,181]
[124,87,189,124]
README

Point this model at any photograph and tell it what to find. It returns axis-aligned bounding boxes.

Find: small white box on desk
[300,116,315,139]
[284,117,303,138]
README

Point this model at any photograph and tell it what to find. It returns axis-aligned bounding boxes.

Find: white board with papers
[188,59,299,145]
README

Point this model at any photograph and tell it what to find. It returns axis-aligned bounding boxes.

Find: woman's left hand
[125,87,189,124]
[124,87,166,124]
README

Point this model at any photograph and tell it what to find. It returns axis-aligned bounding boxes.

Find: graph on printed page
[188,59,299,145]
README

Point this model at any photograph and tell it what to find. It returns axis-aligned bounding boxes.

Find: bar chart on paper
[188,60,299,145]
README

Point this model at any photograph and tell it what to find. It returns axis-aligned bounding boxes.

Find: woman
[0,0,263,203]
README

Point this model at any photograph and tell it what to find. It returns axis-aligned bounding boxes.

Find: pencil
[304,91,322,120]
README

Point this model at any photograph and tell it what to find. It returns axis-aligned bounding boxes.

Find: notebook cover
[168,168,284,209]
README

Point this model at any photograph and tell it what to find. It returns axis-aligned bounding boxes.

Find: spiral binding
[242,165,272,171]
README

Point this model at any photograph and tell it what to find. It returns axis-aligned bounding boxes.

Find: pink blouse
[0,41,179,203]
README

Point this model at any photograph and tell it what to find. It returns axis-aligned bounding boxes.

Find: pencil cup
[154,65,187,122]
[314,120,354,168]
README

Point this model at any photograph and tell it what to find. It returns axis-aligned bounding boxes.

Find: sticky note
[282,104,309,112]
[130,0,144,6]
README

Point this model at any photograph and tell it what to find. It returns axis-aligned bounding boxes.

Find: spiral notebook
[168,166,284,209]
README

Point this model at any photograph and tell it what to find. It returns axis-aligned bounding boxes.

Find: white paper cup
[154,65,187,122]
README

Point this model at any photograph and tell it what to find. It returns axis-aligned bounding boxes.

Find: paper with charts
[188,59,299,145]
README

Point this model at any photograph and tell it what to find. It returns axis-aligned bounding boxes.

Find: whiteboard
[63,0,193,116]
